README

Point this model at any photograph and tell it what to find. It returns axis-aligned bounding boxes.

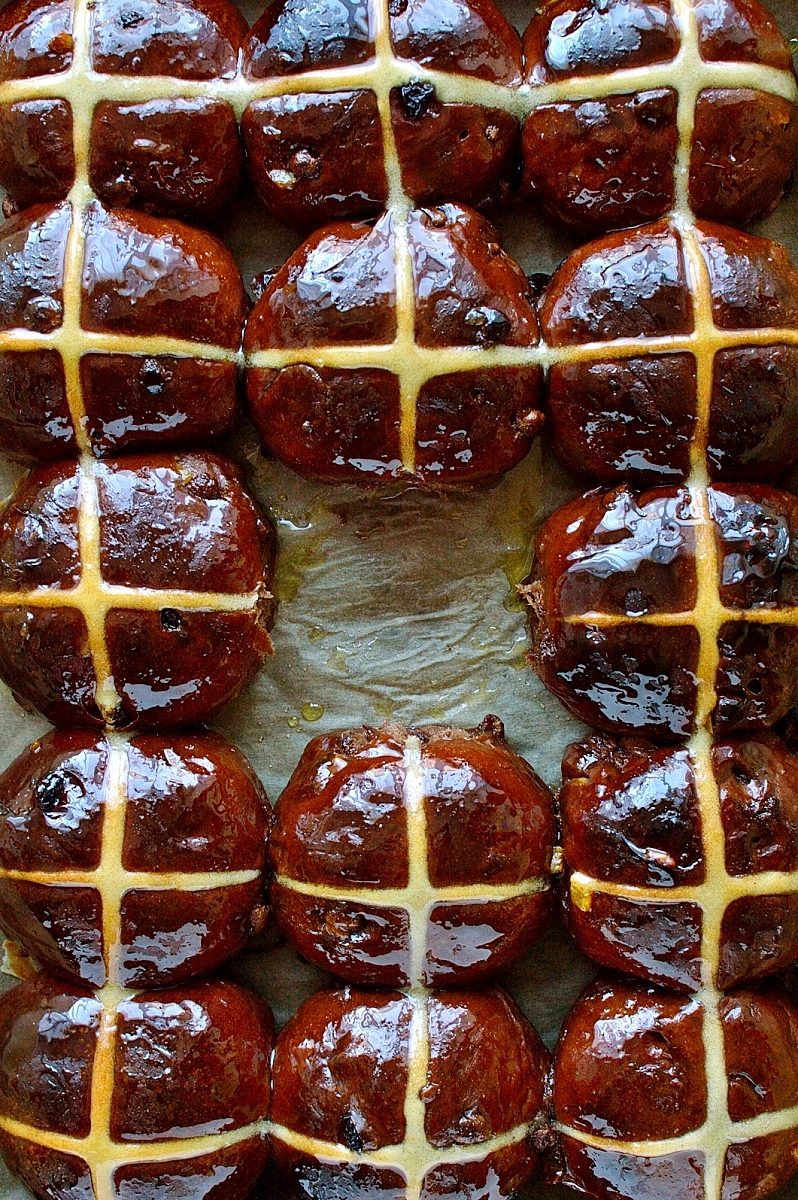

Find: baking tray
[0,0,796,1195]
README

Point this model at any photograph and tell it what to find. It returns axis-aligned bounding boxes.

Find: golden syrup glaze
[0,2,795,1196]
[525,10,798,1195]
[0,976,545,1200]
[268,985,550,1200]
[561,732,798,991]
[533,216,798,1200]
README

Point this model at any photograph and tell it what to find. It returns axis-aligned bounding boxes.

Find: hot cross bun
[0,452,275,729]
[269,717,555,988]
[0,729,270,988]
[270,984,551,1200]
[0,975,273,1200]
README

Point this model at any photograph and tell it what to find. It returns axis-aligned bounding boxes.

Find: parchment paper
[0,1,796,1195]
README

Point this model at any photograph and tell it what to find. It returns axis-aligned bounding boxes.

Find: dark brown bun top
[248,205,539,351]
[270,984,550,1200]
[245,202,544,489]
[552,974,798,1200]
[0,452,275,730]
[562,731,798,885]
[0,202,245,349]
[0,728,271,989]
[0,201,246,462]
[541,222,798,346]
[540,219,798,486]
[0,0,75,79]
[247,0,798,229]
[523,0,793,83]
[246,211,798,491]
[269,717,555,988]
[0,975,273,1200]
[5,0,788,85]
[242,0,523,82]
[559,731,798,991]
[527,482,798,740]
[0,0,247,220]
[557,977,798,1128]
[0,0,247,80]
[521,0,798,230]
[0,0,525,225]
[272,717,553,889]
[89,0,248,78]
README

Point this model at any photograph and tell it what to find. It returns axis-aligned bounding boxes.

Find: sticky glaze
[552,976,798,1200]
[541,220,798,485]
[1,0,795,233]
[559,731,798,991]
[522,0,798,231]
[0,202,246,460]
[0,0,246,218]
[245,203,543,487]
[526,483,798,740]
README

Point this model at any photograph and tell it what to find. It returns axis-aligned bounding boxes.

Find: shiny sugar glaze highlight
[540,219,798,486]
[550,976,798,1200]
[244,203,545,487]
[0,201,247,462]
[527,483,798,741]
[269,985,551,1200]
[247,213,798,489]
[558,731,798,992]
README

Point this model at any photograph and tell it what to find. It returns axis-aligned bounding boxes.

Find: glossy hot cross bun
[0,201,247,462]
[522,0,798,231]
[0,729,270,988]
[245,202,544,488]
[269,716,555,987]
[270,985,551,1200]
[0,452,276,730]
[241,0,523,228]
[526,482,798,740]
[0,976,274,1200]
[541,220,798,486]
[552,976,798,1200]
[559,731,798,992]
[0,0,246,221]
